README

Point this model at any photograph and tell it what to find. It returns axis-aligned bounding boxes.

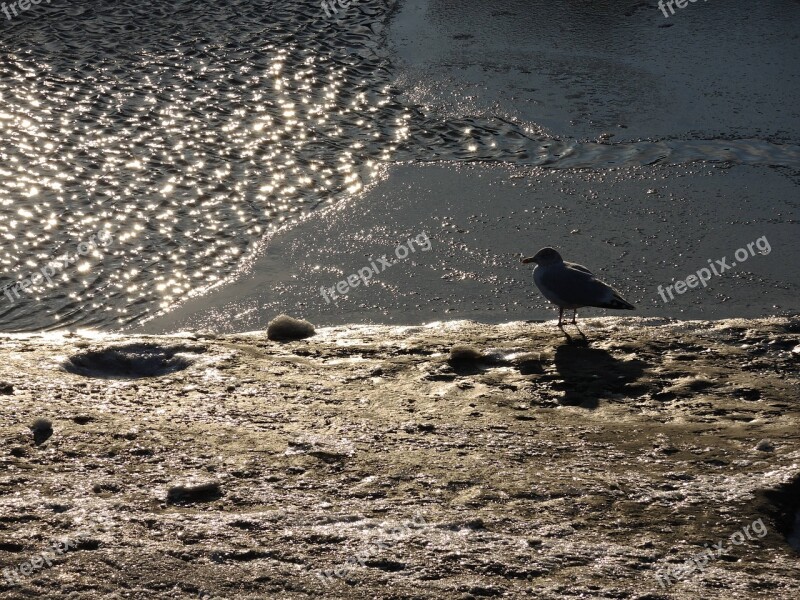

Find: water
[0,0,409,330]
[1,0,798,332]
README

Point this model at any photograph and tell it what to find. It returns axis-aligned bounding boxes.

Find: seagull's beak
[521,256,536,264]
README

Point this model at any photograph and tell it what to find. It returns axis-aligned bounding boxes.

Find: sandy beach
[1,317,799,598]
[0,0,798,599]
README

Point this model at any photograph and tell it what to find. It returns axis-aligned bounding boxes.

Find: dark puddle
[63,343,204,379]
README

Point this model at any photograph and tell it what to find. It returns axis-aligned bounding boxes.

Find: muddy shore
[0,316,798,599]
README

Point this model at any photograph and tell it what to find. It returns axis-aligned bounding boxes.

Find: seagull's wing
[564,261,594,276]
[539,264,634,309]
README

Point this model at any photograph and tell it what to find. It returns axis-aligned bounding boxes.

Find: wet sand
[389,0,800,142]
[1,317,799,598]
[139,161,799,333]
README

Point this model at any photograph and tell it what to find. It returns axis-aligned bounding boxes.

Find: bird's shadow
[553,343,647,409]
[558,323,588,344]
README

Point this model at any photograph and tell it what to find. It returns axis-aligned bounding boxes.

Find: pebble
[30,418,53,446]
[166,480,223,504]
[755,439,775,452]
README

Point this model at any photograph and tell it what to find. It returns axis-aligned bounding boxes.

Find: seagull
[521,247,635,327]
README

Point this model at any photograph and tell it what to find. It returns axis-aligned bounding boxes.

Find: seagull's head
[521,247,563,266]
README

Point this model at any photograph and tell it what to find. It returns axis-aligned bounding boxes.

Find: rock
[448,345,486,374]
[92,482,121,494]
[755,439,775,452]
[62,343,198,379]
[403,422,436,433]
[30,418,53,446]
[0,381,13,394]
[449,346,483,364]
[266,314,315,341]
[166,480,223,505]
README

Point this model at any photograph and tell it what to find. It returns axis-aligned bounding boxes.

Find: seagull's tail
[596,292,635,311]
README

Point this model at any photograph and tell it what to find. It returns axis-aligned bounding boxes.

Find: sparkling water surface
[1,0,798,331]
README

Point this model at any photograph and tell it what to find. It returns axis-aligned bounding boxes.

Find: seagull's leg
[557,307,563,327]
[571,309,577,325]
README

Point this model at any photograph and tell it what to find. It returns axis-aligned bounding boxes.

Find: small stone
[166,480,223,505]
[0,381,13,394]
[93,482,121,494]
[755,439,775,452]
[448,346,483,365]
[404,422,435,433]
[30,418,53,446]
[266,314,315,341]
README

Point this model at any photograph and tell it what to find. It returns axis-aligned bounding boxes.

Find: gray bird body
[533,260,634,310]
[521,247,634,326]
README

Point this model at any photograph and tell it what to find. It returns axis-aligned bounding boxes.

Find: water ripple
[0,0,797,331]
[0,0,410,330]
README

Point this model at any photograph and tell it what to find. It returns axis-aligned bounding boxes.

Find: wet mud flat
[142,161,800,333]
[0,317,798,599]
